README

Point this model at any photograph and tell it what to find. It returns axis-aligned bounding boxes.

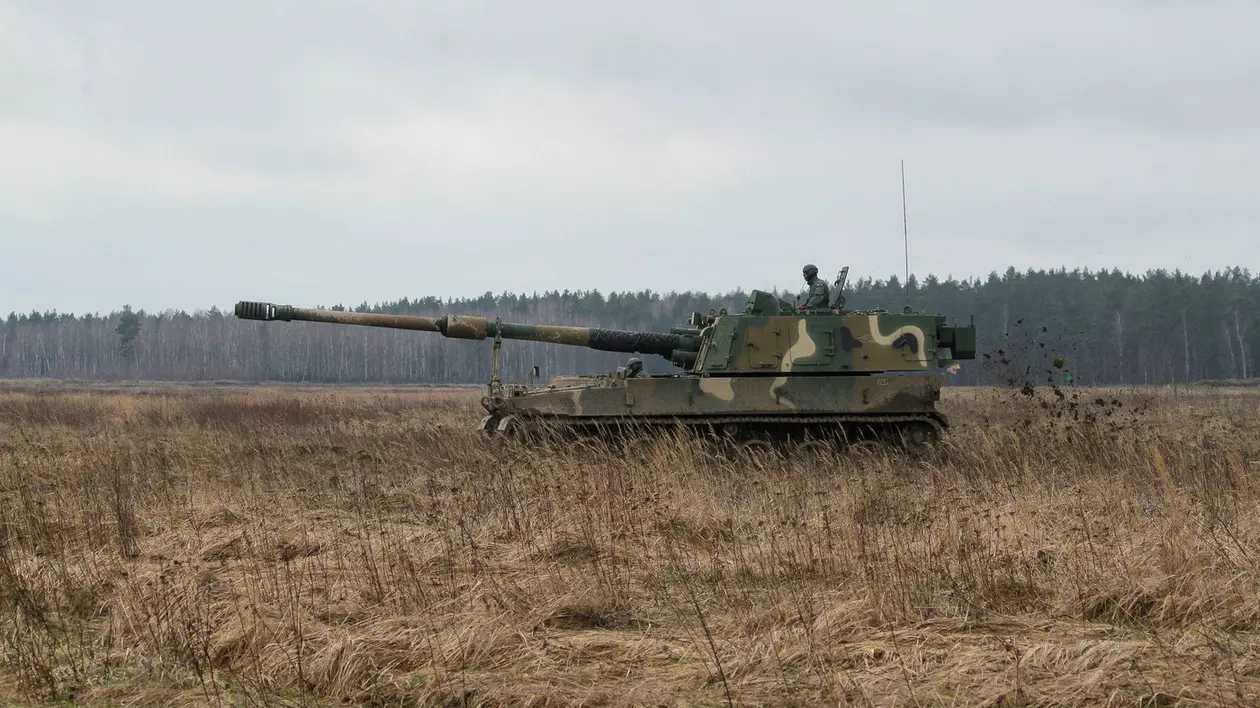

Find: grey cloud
[1,0,1257,314]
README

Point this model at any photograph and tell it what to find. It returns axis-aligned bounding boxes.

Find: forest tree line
[1,267,1255,387]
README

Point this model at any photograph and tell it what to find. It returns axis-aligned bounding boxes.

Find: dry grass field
[0,381,1258,706]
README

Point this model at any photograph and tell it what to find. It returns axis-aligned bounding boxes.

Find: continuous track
[478,412,946,448]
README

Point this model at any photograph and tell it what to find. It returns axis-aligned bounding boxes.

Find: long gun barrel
[234,301,696,361]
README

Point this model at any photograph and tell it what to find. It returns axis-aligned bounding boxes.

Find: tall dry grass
[0,383,1258,706]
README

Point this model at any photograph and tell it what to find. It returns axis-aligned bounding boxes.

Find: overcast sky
[2,1,1258,314]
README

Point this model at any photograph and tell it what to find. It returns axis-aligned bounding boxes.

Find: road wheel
[846,439,883,457]
[796,440,834,459]
[478,415,500,435]
[741,439,776,457]
[898,421,939,450]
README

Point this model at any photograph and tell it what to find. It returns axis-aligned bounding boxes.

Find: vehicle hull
[483,372,947,444]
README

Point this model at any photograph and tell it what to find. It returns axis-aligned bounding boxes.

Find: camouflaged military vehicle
[234,271,975,448]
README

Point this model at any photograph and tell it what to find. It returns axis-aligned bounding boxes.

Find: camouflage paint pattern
[493,372,940,419]
[695,312,969,374]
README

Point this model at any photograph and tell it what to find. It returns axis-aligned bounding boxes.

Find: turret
[696,289,977,374]
[235,286,975,378]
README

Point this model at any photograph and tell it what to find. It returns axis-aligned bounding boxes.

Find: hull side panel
[503,374,940,418]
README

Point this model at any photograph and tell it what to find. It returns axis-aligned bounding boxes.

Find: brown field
[1,382,1258,706]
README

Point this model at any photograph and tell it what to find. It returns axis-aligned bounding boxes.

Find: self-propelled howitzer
[234,284,976,448]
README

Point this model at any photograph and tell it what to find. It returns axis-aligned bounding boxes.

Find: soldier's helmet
[802,264,818,279]
[627,357,643,372]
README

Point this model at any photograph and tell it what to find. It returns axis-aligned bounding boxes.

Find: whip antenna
[901,159,910,307]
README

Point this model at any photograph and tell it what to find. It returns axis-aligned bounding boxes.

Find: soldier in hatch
[617,357,645,379]
[801,264,830,309]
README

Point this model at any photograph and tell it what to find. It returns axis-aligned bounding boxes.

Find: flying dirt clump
[976,316,1154,433]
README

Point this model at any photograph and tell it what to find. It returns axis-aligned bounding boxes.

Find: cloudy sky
[2,1,1257,314]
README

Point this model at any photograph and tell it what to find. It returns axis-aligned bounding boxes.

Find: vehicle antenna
[901,158,910,307]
